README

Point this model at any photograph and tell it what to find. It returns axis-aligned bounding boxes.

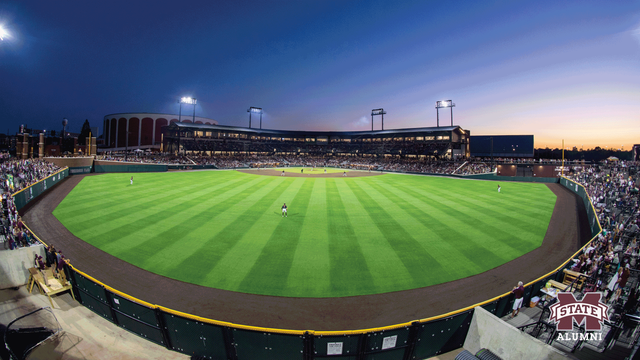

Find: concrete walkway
[0,286,188,360]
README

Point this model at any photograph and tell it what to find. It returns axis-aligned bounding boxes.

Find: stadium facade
[102,113,218,151]
[162,122,470,158]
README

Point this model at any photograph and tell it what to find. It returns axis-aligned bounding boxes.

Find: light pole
[435,100,455,127]
[371,109,386,131]
[179,97,197,122]
[247,107,263,129]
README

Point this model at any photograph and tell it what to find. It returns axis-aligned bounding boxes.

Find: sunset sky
[0,1,638,149]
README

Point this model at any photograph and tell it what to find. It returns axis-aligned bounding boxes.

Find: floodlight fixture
[180,97,197,105]
[247,107,263,129]
[371,108,387,131]
[178,97,197,123]
[435,100,455,127]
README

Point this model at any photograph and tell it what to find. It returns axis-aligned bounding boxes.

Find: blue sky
[0,1,639,149]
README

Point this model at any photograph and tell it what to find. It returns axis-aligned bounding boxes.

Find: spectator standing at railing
[616,264,631,300]
[510,281,524,318]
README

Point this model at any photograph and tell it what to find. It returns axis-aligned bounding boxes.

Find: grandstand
[162,122,470,159]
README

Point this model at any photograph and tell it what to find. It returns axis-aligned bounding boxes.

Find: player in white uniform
[497,184,501,193]
[130,176,133,185]
[282,203,287,217]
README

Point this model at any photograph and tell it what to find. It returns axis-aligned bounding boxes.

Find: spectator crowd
[97,152,496,175]
[0,155,61,251]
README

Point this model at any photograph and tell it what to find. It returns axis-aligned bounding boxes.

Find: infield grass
[53,171,557,297]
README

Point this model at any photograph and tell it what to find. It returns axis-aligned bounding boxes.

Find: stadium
[2,2,638,359]
[5,119,626,359]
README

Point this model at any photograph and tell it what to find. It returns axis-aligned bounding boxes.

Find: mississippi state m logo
[549,292,609,331]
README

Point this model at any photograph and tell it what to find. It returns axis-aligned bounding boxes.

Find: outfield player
[497,184,501,193]
[130,176,133,185]
[281,203,287,217]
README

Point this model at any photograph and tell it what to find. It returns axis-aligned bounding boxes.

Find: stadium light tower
[435,100,455,127]
[371,108,387,131]
[179,97,197,123]
[247,107,263,129]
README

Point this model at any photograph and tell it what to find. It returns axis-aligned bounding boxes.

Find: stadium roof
[167,122,466,137]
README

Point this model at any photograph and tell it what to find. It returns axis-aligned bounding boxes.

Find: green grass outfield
[53,171,557,298]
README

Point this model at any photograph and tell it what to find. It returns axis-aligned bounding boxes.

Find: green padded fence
[559,177,602,238]
[68,166,92,175]
[94,164,168,173]
[12,168,69,211]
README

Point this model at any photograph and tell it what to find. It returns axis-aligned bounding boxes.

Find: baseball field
[53,170,557,298]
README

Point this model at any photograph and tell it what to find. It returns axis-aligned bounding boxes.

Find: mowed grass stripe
[110,175,276,264]
[54,172,235,220]
[235,178,313,295]
[92,174,265,250]
[390,176,549,246]
[439,182,557,224]
[159,176,296,286]
[346,179,452,287]
[202,177,307,291]
[326,179,378,295]
[392,180,539,256]
[396,183,528,255]
[285,179,331,297]
[363,178,485,276]
[58,172,244,235]
[424,179,555,230]
[424,184,553,248]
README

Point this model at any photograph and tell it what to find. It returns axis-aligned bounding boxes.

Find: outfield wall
[12,168,70,211]
[44,157,94,174]
[94,160,167,173]
[19,174,603,359]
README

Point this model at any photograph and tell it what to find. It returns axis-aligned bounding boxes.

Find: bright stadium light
[0,25,9,40]
[435,100,455,127]
[180,97,197,105]
[247,107,263,129]
[178,97,197,123]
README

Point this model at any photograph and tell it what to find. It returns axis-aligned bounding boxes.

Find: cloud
[349,116,370,129]
[630,22,640,45]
